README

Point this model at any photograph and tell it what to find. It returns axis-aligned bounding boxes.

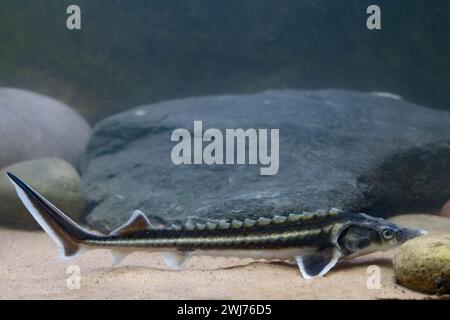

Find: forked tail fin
[6,172,100,260]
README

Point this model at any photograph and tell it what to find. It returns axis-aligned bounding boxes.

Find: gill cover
[338,226,382,256]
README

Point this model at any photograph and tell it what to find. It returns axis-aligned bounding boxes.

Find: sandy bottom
[1,214,449,300]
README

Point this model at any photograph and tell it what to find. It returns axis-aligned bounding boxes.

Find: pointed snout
[418,229,428,236]
[399,228,427,243]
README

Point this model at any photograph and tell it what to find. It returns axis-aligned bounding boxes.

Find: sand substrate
[1,214,449,299]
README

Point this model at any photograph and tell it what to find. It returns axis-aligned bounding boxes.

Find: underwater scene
[0,1,449,301]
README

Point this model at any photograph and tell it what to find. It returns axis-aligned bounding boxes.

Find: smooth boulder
[394,236,450,294]
[0,88,91,169]
[0,158,85,230]
[81,90,450,232]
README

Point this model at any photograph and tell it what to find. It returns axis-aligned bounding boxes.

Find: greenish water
[0,0,449,123]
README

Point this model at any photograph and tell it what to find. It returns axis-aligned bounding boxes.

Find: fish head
[336,213,427,259]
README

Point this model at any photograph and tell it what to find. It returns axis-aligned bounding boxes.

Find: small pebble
[394,236,450,294]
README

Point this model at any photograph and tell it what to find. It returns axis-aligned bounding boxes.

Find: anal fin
[111,250,130,266]
[163,252,192,270]
[295,249,341,279]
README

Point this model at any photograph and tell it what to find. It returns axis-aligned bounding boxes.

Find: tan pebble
[393,236,450,294]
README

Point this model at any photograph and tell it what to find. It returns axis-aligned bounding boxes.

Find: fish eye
[382,229,394,240]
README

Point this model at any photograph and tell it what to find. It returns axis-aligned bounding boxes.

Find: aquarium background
[1,1,450,300]
[0,0,449,123]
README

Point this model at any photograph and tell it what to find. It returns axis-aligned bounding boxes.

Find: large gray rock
[81,90,450,232]
[0,158,85,230]
[0,88,91,169]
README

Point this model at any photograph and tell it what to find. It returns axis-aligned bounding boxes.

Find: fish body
[6,172,426,279]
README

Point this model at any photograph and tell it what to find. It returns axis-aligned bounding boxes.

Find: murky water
[0,1,449,123]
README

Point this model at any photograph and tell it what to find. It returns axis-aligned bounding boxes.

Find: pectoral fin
[295,249,341,279]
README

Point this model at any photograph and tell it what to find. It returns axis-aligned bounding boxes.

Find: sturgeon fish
[7,172,426,279]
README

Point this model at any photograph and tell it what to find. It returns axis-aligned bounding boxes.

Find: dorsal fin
[110,210,152,236]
